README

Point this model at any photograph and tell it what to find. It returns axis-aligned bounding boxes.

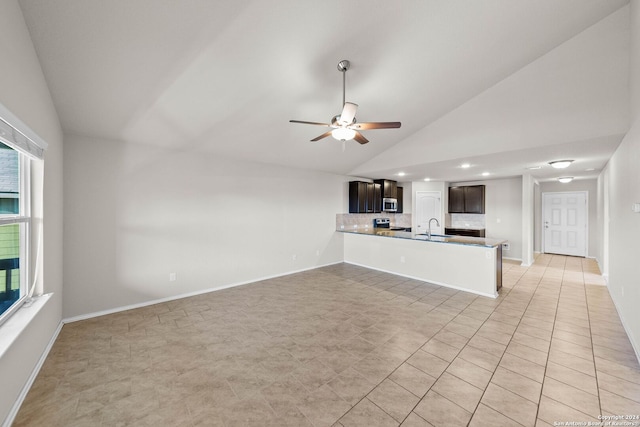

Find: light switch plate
[633,203,640,213]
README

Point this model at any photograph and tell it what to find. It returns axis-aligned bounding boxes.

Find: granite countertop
[446,226,486,230]
[337,227,505,248]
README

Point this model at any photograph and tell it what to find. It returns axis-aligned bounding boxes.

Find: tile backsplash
[450,213,485,228]
[336,213,412,230]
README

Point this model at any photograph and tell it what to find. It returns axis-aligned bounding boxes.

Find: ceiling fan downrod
[337,60,350,108]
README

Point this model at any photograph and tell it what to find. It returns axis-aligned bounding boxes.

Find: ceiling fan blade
[353,131,369,145]
[352,121,401,130]
[338,102,358,125]
[311,130,334,142]
[289,120,331,126]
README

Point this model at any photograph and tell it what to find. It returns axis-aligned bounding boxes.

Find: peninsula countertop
[337,227,505,248]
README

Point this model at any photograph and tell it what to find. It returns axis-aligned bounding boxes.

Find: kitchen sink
[415,233,453,241]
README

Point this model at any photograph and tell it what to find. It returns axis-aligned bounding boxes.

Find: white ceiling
[19,0,631,182]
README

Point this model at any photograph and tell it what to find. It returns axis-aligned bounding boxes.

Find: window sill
[0,293,52,359]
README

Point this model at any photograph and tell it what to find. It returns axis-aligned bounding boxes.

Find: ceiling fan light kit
[332,127,356,141]
[290,59,401,144]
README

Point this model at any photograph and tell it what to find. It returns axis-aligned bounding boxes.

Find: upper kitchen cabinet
[349,181,381,213]
[374,179,397,199]
[448,185,485,214]
[448,186,465,213]
[397,187,403,213]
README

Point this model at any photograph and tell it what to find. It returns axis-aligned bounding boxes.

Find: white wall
[63,135,346,318]
[539,179,599,258]
[600,0,640,360]
[0,0,64,424]
[450,177,523,261]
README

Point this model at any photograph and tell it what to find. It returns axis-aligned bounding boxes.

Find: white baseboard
[64,261,343,323]
[503,257,522,262]
[344,261,498,299]
[608,293,640,366]
[3,321,63,427]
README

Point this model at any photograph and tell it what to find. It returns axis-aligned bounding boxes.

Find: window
[0,104,45,326]
[0,142,29,323]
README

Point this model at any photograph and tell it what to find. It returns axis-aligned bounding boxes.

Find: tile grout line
[337,280,505,425]
[531,255,566,425]
[582,263,604,418]
[377,263,538,425]
[336,289,461,425]
[464,254,556,427]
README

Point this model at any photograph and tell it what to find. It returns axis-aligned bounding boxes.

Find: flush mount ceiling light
[424,178,431,182]
[527,166,542,170]
[549,160,574,169]
[461,163,471,169]
[397,172,406,177]
[482,172,490,176]
[558,176,574,183]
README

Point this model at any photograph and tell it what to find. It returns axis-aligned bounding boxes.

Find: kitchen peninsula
[338,227,504,298]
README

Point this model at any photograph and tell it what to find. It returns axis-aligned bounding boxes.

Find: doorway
[542,191,587,257]
[415,191,442,235]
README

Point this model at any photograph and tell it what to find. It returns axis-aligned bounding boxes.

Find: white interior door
[543,192,587,257]
[416,191,442,235]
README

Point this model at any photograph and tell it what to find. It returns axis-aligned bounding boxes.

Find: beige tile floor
[14,254,640,426]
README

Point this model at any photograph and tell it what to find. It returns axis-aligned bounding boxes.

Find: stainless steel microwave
[382,198,398,212]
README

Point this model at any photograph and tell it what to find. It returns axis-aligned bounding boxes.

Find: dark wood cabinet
[448,187,465,213]
[445,228,486,238]
[349,181,367,213]
[373,183,382,213]
[349,181,381,213]
[464,185,485,214]
[374,179,397,199]
[448,185,485,214]
[397,187,403,213]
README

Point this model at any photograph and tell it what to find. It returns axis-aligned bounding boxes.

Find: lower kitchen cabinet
[445,228,486,238]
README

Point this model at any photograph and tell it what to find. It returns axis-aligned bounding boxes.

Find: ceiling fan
[290,60,401,144]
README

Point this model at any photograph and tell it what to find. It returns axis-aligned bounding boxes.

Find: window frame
[0,153,30,326]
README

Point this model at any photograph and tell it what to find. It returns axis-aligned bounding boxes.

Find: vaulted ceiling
[19,0,630,182]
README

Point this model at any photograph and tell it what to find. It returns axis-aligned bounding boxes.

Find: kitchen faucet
[427,218,440,240]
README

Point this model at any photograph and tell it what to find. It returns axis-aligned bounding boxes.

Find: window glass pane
[0,223,21,316]
[0,142,19,215]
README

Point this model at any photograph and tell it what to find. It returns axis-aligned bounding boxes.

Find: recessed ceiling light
[527,166,542,170]
[461,163,471,169]
[558,176,574,183]
[398,172,406,177]
[482,172,490,177]
[549,160,573,169]
[424,178,431,182]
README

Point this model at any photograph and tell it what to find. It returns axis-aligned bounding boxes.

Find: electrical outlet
[503,243,510,251]
[169,272,177,282]
[400,256,406,263]
[292,254,297,261]
[316,249,320,256]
